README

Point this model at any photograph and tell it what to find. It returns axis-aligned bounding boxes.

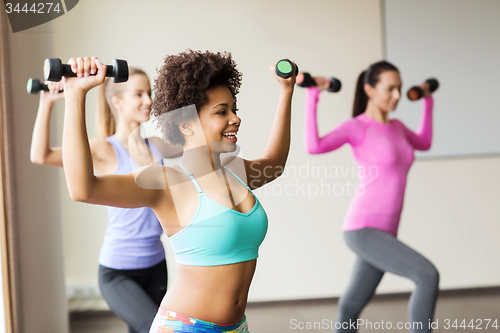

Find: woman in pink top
[304,61,439,333]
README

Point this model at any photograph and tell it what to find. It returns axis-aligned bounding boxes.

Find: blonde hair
[96,67,148,138]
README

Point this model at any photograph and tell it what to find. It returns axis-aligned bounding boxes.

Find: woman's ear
[364,83,374,98]
[179,121,193,136]
[111,96,122,113]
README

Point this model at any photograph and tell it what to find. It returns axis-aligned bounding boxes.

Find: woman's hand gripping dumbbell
[407,78,439,101]
[296,72,341,93]
[27,78,64,95]
[275,59,299,79]
[44,57,129,83]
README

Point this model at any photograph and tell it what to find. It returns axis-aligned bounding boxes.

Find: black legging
[335,228,439,333]
[98,259,167,333]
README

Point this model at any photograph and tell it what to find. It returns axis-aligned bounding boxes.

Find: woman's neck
[364,101,389,124]
[113,119,141,145]
[180,144,224,177]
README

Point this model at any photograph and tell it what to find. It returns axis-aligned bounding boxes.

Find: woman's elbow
[305,145,321,155]
[417,141,432,151]
[67,183,94,202]
[30,156,42,165]
[304,144,320,155]
[68,189,90,202]
[30,152,46,165]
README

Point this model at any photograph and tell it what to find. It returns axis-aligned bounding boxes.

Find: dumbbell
[44,58,129,83]
[27,78,49,94]
[275,59,299,79]
[26,78,64,94]
[296,72,342,93]
[407,78,439,101]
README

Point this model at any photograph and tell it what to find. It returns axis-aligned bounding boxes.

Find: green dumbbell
[275,59,299,79]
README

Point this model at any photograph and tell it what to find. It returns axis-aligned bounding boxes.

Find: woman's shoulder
[335,114,373,145]
[146,136,163,147]
[133,164,191,190]
[389,118,406,128]
[89,137,115,154]
[146,136,184,159]
[338,114,371,131]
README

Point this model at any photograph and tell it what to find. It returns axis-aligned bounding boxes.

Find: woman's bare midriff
[160,259,256,325]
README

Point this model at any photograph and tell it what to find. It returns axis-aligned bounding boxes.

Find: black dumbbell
[275,59,299,79]
[407,78,439,101]
[27,78,48,94]
[27,78,64,94]
[44,58,129,83]
[26,78,65,94]
[296,72,342,93]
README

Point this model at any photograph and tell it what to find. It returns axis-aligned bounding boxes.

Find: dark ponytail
[352,71,368,118]
[352,61,399,118]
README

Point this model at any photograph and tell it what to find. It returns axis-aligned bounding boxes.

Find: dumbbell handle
[59,64,118,78]
[36,82,49,92]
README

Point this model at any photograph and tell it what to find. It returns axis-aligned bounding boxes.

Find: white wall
[383,0,500,157]
[7,5,500,332]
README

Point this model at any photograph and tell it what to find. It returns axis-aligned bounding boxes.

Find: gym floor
[70,288,500,333]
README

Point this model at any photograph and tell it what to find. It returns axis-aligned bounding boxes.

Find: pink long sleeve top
[304,87,433,235]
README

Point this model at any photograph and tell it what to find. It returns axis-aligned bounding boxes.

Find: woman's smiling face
[190,85,241,153]
[113,74,152,123]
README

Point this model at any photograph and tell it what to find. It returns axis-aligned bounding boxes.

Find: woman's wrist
[422,95,434,104]
[64,88,87,99]
[279,85,294,95]
[40,95,56,108]
[306,86,321,102]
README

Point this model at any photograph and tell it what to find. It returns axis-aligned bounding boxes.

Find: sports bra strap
[177,163,203,193]
[145,138,164,166]
[224,167,250,190]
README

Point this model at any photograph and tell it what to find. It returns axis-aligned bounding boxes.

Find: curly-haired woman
[60,50,295,332]
[30,68,183,333]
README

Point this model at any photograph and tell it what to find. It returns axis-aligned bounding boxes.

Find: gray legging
[99,260,167,333]
[335,228,439,333]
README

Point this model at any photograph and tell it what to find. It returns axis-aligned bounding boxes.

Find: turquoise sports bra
[169,163,268,266]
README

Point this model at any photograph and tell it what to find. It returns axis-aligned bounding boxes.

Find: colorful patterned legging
[149,308,249,333]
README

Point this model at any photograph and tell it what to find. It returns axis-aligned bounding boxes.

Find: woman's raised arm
[243,62,295,190]
[30,81,65,166]
[399,95,433,151]
[62,57,161,208]
[304,87,352,154]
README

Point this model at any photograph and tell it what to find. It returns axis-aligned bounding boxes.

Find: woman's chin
[210,141,237,153]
